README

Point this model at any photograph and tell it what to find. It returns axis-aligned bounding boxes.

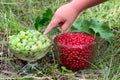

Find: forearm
[70,0,107,13]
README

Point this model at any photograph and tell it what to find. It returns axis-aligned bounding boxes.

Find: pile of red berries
[55,32,95,70]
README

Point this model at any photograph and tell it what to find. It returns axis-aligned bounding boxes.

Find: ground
[0,0,120,80]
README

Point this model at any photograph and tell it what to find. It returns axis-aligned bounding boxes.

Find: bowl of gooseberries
[9,30,52,62]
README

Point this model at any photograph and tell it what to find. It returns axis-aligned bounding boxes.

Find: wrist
[70,0,87,13]
[70,0,107,13]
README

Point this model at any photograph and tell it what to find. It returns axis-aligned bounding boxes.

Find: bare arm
[71,0,107,13]
[44,0,107,34]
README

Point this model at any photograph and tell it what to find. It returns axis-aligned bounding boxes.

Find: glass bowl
[9,45,51,62]
[8,30,53,73]
[9,40,52,74]
[54,32,95,70]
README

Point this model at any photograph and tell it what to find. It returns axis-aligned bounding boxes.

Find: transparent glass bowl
[54,36,95,70]
[9,45,51,74]
[9,45,51,63]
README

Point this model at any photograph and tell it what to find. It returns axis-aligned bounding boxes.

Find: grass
[0,0,120,80]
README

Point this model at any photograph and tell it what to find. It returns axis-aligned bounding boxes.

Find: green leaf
[71,19,94,35]
[34,16,41,30]
[48,27,60,36]
[34,8,56,35]
[89,19,114,43]
[21,78,34,80]
[43,8,53,20]
[71,19,114,43]
[34,8,61,35]
[61,66,72,73]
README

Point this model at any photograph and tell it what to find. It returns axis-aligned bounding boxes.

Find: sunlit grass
[0,0,120,79]
[78,0,120,28]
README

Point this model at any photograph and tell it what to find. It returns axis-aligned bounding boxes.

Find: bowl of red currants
[54,32,95,70]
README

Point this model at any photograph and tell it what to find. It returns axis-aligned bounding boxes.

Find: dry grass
[0,0,120,80]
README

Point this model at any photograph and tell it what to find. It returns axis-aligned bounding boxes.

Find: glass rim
[54,32,95,48]
[55,40,95,48]
[9,44,52,52]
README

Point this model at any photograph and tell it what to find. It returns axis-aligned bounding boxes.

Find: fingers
[44,18,60,34]
[44,13,72,34]
[61,22,71,31]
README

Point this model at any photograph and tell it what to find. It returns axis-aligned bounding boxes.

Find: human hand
[43,2,80,34]
[43,0,106,34]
